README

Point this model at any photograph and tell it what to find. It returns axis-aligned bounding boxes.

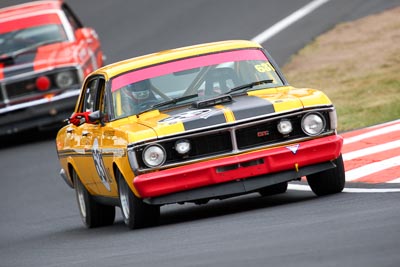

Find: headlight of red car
[55,70,76,89]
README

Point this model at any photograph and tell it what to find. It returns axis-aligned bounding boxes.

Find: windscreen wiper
[137,94,199,116]
[152,94,199,109]
[226,79,274,94]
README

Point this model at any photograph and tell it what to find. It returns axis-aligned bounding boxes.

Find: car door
[69,76,102,195]
[79,76,118,197]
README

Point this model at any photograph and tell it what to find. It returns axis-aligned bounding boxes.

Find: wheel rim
[119,181,130,219]
[76,182,87,218]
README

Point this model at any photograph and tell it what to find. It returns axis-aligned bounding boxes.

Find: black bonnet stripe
[160,95,275,131]
[227,95,275,120]
[3,51,36,78]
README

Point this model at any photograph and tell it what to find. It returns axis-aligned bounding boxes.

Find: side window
[62,4,83,31]
[83,78,100,112]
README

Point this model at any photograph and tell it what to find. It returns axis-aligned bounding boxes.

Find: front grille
[236,115,305,149]
[0,68,80,105]
[134,108,334,170]
[5,78,38,99]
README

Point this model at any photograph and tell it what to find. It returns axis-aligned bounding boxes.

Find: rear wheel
[306,155,345,196]
[117,171,160,229]
[73,171,115,228]
[259,181,288,197]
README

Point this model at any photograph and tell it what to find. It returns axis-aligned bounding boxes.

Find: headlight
[55,71,75,89]
[175,139,191,155]
[277,119,293,135]
[302,113,326,136]
[142,144,166,167]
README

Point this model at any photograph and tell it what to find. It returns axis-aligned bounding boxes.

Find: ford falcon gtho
[56,40,345,229]
[0,0,104,135]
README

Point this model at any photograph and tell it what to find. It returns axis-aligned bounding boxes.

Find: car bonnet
[133,86,332,138]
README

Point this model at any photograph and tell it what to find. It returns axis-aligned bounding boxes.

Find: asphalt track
[1,1,400,267]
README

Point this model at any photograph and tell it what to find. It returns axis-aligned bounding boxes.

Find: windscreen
[111,49,284,118]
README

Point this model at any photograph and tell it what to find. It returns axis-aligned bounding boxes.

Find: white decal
[159,109,216,124]
[286,144,300,154]
[92,138,111,191]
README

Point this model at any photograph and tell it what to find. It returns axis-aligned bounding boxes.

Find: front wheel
[306,154,346,196]
[117,171,160,229]
[73,171,115,228]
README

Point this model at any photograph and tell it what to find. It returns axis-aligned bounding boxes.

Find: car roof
[95,40,263,79]
[0,0,63,20]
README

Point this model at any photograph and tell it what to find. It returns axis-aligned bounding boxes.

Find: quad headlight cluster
[277,112,327,136]
[141,139,191,168]
[33,68,80,92]
[132,109,335,170]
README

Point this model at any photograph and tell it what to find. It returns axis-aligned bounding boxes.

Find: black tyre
[117,171,160,229]
[73,171,115,228]
[306,154,346,196]
[259,181,288,197]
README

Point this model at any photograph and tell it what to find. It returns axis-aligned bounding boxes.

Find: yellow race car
[56,40,345,229]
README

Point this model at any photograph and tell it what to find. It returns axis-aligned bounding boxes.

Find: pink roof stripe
[0,13,61,34]
[111,49,266,92]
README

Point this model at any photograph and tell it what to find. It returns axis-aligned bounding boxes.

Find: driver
[120,79,157,115]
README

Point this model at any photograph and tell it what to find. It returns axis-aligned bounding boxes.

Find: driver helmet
[123,79,151,101]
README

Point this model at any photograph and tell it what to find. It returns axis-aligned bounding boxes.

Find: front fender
[113,156,141,198]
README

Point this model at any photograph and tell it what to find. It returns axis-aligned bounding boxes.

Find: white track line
[343,123,400,145]
[388,178,400,184]
[289,184,400,193]
[345,156,400,181]
[342,140,400,161]
[251,0,331,44]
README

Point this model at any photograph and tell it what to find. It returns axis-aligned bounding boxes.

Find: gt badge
[257,130,269,137]
[286,144,300,154]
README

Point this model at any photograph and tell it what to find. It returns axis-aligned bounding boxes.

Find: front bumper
[0,89,79,135]
[134,134,343,203]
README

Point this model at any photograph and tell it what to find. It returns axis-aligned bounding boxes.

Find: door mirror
[75,28,94,42]
[88,110,103,125]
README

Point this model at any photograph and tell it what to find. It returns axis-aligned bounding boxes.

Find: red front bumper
[134,134,343,198]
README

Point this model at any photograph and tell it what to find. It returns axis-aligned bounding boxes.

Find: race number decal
[255,62,275,73]
[92,138,111,191]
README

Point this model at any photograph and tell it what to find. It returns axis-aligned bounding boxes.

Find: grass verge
[282,6,400,131]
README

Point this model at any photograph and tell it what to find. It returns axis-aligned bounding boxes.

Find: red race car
[0,0,104,135]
